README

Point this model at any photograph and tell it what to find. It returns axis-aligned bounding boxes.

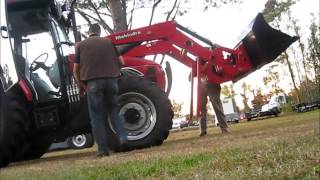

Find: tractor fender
[18,77,38,102]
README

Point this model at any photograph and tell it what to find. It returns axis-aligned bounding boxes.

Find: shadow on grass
[10,151,96,168]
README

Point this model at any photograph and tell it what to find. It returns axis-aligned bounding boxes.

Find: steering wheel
[30,53,49,72]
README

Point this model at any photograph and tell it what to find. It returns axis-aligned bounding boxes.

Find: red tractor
[0,0,296,167]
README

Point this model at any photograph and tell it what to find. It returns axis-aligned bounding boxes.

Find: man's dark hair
[88,23,101,36]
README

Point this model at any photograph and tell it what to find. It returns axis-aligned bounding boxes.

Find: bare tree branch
[97,11,112,17]
[76,8,92,26]
[103,0,111,12]
[166,0,178,21]
[126,5,151,15]
[172,0,183,21]
[75,8,113,34]
[128,0,136,30]
[149,0,162,25]
[88,0,114,34]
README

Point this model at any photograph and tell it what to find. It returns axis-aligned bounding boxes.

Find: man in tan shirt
[190,55,229,136]
[73,24,127,157]
[199,78,229,136]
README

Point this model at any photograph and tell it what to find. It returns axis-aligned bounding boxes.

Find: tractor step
[33,104,61,129]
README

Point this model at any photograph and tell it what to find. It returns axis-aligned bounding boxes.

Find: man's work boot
[96,151,109,158]
[119,136,128,150]
[199,131,207,137]
[119,136,128,145]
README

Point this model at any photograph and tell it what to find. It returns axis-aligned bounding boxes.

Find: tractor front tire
[67,133,94,149]
[106,76,173,151]
[14,137,52,162]
[0,85,28,167]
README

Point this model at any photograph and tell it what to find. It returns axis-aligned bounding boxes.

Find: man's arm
[74,44,84,96]
[118,55,125,67]
[110,41,125,67]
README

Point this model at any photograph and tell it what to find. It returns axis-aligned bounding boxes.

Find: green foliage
[298,78,320,103]
[281,103,294,114]
[262,65,285,99]
[240,82,250,111]
[262,0,296,23]
[202,0,242,11]
[221,83,236,98]
[261,1,319,105]
[307,15,320,90]
[172,100,183,117]
[251,88,267,109]
[286,77,320,104]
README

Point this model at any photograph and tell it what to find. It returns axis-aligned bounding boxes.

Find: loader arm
[107,13,297,118]
[108,14,297,84]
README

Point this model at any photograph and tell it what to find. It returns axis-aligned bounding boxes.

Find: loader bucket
[240,13,298,69]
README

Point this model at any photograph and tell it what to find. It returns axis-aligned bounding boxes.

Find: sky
[76,0,319,115]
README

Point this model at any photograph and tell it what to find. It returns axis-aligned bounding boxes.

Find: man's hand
[77,84,85,96]
[119,56,125,67]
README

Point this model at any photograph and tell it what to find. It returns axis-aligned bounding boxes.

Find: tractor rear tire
[0,85,28,167]
[106,76,173,151]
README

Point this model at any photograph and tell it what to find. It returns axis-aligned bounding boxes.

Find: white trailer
[221,98,240,123]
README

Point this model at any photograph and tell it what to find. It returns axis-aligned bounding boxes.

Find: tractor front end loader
[106,13,297,118]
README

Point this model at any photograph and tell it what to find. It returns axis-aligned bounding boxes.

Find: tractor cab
[2,0,91,139]
[6,0,73,102]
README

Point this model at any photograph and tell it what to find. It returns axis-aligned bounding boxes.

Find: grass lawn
[0,110,319,179]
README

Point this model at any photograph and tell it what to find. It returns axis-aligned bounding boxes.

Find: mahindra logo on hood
[115,31,142,40]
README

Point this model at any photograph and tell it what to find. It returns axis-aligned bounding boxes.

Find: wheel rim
[112,92,157,141]
[71,134,87,147]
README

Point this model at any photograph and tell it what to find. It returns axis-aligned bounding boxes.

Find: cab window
[0,0,18,90]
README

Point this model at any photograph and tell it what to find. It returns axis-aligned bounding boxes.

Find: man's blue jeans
[86,78,127,154]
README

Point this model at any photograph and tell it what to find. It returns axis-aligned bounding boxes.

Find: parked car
[260,94,284,116]
[245,108,261,121]
[171,118,189,129]
[246,94,286,121]
[172,120,181,129]
[179,119,189,128]
[222,98,240,124]
[239,113,247,121]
